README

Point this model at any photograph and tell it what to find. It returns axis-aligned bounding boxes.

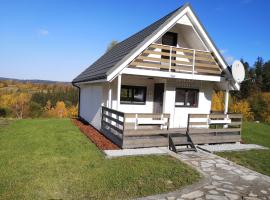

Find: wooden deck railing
[101,107,242,148]
[124,113,170,136]
[129,43,222,76]
[187,113,243,134]
[101,106,125,137]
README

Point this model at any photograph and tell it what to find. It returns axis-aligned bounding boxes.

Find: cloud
[220,49,228,54]
[37,29,49,36]
[219,48,234,64]
[225,56,235,65]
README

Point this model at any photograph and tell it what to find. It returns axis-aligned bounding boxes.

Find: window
[175,88,199,107]
[120,85,147,104]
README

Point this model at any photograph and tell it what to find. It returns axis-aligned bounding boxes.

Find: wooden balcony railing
[129,43,222,76]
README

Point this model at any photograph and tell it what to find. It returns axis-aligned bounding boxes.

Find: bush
[29,102,43,118]
[229,99,254,121]
[0,107,12,118]
[247,92,270,123]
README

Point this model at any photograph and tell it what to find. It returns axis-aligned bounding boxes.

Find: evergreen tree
[262,61,270,91]
[254,57,264,90]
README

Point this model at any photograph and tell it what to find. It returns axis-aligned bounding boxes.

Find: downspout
[72,82,81,119]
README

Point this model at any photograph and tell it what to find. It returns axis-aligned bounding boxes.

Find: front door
[153,83,164,113]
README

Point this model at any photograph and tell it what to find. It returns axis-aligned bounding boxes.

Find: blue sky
[0,0,269,81]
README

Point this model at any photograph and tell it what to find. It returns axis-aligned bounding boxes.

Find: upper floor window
[175,88,199,107]
[120,85,147,104]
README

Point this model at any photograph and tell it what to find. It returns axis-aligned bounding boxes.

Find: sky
[0,0,269,82]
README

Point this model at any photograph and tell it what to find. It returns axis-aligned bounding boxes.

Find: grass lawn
[0,119,200,200]
[217,122,270,176]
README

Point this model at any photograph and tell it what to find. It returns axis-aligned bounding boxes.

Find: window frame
[175,88,199,108]
[120,85,147,105]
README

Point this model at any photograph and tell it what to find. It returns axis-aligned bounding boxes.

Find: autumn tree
[1,93,31,118]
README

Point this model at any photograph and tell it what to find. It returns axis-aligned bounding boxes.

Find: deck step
[176,141,192,146]
[176,148,197,152]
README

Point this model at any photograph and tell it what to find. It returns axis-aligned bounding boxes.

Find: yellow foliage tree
[68,104,78,118]
[45,101,68,118]
[54,101,68,118]
[0,93,31,118]
[212,91,254,121]
[259,93,270,123]
[211,91,224,112]
[229,99,254,120]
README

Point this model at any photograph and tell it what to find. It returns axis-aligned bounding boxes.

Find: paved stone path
[138,150,270,200]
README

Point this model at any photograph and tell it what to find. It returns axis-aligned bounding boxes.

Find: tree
[29,102,43,118]
[68,104,78,118]
[262,61,270,91]
[54,101,67,118]
[106,40,118,52]
[254,57,264,90]
[211,91,224,112]
[5,93,31,119]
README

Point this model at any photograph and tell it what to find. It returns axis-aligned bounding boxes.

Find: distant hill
[0,77,70,84]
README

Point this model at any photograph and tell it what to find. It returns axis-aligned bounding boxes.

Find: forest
[0,57,270,123]
[212,57,270,123]
[0,80,78,118]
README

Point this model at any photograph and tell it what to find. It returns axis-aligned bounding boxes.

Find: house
[72,3,243,150]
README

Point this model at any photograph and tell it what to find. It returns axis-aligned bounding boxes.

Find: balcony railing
[129,43,222,76]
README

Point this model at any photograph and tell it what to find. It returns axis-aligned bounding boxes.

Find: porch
[100,106,242,149]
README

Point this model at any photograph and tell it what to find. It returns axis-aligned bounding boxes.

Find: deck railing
[101,107,242,148]
[129,43,222,76]
[187,113,243,134]
[101,106,125,137]
[101,106,170,137]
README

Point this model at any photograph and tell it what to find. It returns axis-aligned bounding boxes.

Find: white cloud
[219,48,234,64]
[225,56,235,65]
[220,49,228,54]
[37,29,49,36]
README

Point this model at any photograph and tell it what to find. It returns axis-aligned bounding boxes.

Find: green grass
[217,122,270,176]
[0,119,200,200]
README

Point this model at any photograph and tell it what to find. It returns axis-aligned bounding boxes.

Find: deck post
[224,89,229,114]
[169,46,172,72]
[108,86,112,108]
[117,74,122,110]
[192,49,196,76]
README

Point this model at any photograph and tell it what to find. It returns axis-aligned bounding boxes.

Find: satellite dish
[232,60,245,83]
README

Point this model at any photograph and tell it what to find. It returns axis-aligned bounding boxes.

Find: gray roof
[72,4,188,83]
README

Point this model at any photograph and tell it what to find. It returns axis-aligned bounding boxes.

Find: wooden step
[175,141,192,146]
[176,148,197,152]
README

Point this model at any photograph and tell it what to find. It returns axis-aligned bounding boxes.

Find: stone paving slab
[197,143,268,153]
[104,147,167,158]
[137,150,270,200]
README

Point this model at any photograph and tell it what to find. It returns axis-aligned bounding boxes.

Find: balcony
[128,43,222,76]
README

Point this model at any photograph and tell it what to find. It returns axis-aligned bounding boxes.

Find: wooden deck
[100,107,242,149]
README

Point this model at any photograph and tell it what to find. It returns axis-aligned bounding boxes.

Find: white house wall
[106,75,214,128]
[80,84,103,130]
[164,79,213,128]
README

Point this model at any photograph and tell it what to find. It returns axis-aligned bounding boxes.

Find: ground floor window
[175,88,199,107]
[120,85,147,104]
